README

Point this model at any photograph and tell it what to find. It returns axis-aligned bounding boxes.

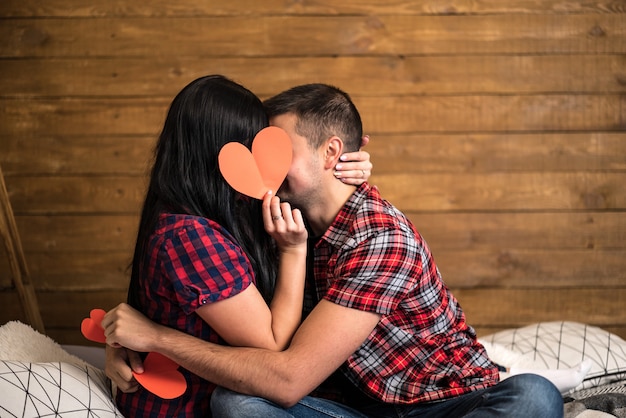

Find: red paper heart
[218,126,292,199]
[80,308,107,344]
[133,352,187,399]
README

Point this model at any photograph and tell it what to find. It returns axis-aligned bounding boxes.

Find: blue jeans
[210,374,564,418]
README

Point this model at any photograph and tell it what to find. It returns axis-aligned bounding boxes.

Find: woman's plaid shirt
[307,183,499,405]
[116,213,254,417]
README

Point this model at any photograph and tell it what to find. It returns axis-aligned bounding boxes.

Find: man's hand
[105,345,143,393]
[102,303,162,353]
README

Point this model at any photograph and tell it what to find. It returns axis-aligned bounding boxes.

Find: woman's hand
[104,345,143,393]
[334,135,372,185]
[262,191,307,253]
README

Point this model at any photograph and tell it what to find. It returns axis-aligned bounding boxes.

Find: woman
[108,75,371,417]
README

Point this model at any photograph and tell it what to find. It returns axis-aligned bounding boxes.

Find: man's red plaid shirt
[307,183,500,405]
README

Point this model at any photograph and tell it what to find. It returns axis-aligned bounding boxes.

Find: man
[103,84,563,417]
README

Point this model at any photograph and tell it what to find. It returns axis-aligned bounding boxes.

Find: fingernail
[333,171,342,177]
[339,155,348,161]
[336,163,343,170]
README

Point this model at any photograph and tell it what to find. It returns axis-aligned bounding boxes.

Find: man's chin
[275,189,301,209]
[276,186,289,199]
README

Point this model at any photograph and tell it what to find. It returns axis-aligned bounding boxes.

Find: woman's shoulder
[157,213,238,246]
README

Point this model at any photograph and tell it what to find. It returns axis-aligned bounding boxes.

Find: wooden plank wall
[0,1,625,345]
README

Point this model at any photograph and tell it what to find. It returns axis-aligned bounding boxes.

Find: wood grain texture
[0,1,624,345]
[3,0,626,17]
[1,55,625,97]
[2,95,625,137]
[2,15,625,58]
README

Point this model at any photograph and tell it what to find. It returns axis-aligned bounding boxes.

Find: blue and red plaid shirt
[307,183,499,405]
[116,213,254,417]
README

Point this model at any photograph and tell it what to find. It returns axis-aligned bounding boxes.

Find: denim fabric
[210,374,563,418]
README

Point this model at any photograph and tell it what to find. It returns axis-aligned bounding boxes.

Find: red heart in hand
[133,352,187,399]
[80,308,107,344]
[80,308,187,399]
[219,126,292,199]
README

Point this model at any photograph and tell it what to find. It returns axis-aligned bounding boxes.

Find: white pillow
[480,321,626,390]
[0,360,122,417]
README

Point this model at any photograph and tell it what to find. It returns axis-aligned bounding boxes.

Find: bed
[1,320,625,417]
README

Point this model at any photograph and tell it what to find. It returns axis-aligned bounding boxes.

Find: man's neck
[305,182,358,237]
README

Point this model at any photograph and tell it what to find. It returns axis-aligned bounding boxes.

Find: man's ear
[323,136,343,169]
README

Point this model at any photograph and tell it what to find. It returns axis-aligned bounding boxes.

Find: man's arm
[103,299,379,407]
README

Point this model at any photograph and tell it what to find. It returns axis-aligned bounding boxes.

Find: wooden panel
[373,172,626,211]
[0,241,9,287]
[2,95,625,137]
[14,215,137,252]
[1,248,621,290]
[2,133,624,176]
[5,177,145,214]
[0,252,131,290]
[366,133,626,173]
[0,0,624,351]
[436,249,626,287]
[0,98,167,137]
[409,212,626,251]
[0,136,154,175]
[1,55,625,97]
[0,291,27,323]
[2,15,624,58]
[3,0,625,17]
[4,212,623,254]
[42,290,128,328]
[0,289,125,347]
[4,173,625,214]
[26,252,131,290]
[454,288,626,327]
[356,95,626,133]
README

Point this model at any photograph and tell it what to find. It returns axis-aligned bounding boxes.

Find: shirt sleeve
[161,221,254,315]
[324,229,421,315]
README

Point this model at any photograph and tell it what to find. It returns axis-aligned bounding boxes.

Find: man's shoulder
[347,186,416,244]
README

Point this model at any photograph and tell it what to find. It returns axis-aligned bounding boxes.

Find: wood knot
[20,27,49,46]
[588,25,606,37]
[365,16,385,30]
[582,192,607,209]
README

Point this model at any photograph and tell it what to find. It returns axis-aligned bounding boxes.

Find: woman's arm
[196,191,307,351]
[104,192,306,390]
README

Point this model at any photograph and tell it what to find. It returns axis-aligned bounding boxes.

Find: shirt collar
[318,182,371,249]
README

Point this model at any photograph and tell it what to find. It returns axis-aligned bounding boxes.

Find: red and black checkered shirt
[307,183,499,405]
[116,213,254,417]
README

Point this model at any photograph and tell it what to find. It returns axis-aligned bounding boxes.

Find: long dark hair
[128,75,277,308]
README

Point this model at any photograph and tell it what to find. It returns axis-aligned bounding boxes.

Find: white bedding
[1,320,625,417]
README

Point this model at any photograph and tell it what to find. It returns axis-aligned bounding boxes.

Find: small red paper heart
[133,352,187,399]
[219,126,292,199]
[80,308,107,344]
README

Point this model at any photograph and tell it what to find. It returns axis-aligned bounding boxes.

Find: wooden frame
[0,164,45,333]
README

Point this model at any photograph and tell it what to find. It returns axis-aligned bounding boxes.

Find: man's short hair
[264,84,363,152]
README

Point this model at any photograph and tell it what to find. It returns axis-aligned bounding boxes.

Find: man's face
[270,113,322,212]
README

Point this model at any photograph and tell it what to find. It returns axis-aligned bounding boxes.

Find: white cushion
[480,321,626,390]
[0,321,121,416]
[0,360,122,417]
